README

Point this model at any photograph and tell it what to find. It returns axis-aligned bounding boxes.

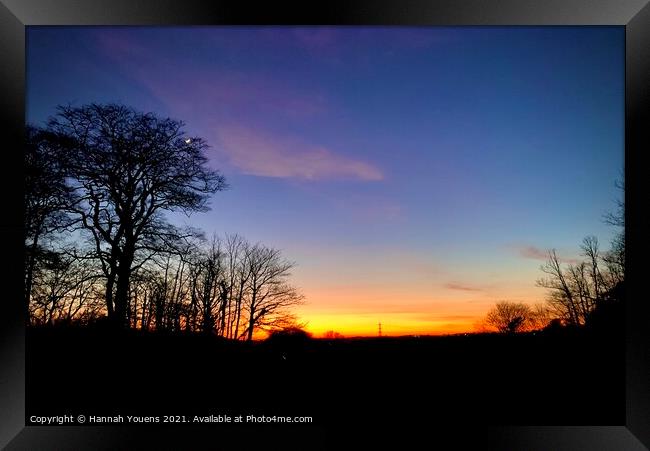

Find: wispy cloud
[92,30,384,182]
[517,245,549,261]
[94,30,328,120]
[215,125,383,181]
[412,313,478,322]
[444,282,483,292]
[512,244,579,264]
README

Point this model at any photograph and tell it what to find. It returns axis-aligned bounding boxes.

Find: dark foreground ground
[26,324,624,427]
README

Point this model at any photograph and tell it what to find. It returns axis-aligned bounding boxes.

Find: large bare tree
[46,104,227,327]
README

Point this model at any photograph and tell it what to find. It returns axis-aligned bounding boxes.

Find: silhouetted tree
[582,236,610,301]
[324,330,344,339]
[536,182,624,328]
[25,125,73,308]
[583,179,625,332]
[485,301,534,333]
[46,104,227,327]
[193,236,226,334]
[242,244,305,341]
[603,179,625,286]
[536,249,583,325]
[528,303,552,330]
[28,250,103,325]
[223,233,251,339]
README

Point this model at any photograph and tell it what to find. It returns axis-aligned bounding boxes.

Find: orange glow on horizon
[295,290,545,338]
[299,313,478,337]
[285,250,549,338]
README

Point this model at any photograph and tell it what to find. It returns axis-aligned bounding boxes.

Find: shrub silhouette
[267,327,311,342]
[265,327,312,355]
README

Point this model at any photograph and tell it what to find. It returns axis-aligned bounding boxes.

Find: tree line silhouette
[481,184,625,334]
[25,103,304,339]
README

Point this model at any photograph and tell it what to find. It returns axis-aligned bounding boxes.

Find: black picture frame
[1,0,649,448]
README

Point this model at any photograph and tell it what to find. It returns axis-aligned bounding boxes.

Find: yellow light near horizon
[291,278,546,338]
[298,312,480,338]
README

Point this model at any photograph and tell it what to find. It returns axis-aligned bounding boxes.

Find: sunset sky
[26,26,624,336]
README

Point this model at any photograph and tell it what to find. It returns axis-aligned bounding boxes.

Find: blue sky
[26,26,624,335]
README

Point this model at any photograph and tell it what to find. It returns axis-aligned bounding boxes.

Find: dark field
[26,324,624,427]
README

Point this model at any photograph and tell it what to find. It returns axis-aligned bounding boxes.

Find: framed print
[1,0,649,449]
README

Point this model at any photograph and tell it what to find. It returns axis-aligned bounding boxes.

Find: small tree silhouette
[324,330,344,339]
[485,301,534,334]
